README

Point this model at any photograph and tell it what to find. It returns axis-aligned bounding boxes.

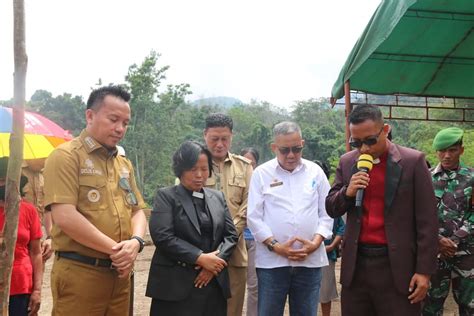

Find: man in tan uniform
[203,113,253,316]
[22,158,54,261]
[44,85,147,315]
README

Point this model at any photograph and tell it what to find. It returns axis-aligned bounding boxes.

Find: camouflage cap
[432,127,464,151]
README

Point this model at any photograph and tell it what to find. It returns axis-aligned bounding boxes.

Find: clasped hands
[110,239,141,278]
[273,236,323,261]
[194,250,227,288]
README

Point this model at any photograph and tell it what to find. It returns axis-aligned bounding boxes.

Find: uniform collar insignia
[84,136,96,149]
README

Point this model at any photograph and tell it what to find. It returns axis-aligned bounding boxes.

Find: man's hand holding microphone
[346,154,374,207]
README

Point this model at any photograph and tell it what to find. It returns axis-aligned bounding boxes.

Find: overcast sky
[0,0,380,108]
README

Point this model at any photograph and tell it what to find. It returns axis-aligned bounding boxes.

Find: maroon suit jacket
[326,142,438,294]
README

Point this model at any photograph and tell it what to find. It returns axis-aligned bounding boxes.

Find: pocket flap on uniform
[228,176,246,188]
[79,176,107,189]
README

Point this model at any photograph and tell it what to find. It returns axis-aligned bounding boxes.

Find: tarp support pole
[344,81,352,152]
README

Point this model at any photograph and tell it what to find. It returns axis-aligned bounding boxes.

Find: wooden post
[0,0,27,314]
[344,81,352,152]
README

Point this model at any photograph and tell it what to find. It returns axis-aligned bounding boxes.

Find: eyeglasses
[349,127,384,148]
[277,146,303,155]
[119,177,138,205]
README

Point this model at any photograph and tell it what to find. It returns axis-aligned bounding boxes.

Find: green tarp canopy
[331,0,474,101]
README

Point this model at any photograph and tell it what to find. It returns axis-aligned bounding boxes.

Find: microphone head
[357,154,374,172]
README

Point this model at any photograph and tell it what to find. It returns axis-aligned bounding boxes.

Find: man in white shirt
[248,121,334,316]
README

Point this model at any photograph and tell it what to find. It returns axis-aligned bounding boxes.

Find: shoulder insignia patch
[233,154,251,165]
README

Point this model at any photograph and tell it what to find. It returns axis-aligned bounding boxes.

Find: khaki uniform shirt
[22,167,45,220]
[44,130,146,259]
[205,153,253,267]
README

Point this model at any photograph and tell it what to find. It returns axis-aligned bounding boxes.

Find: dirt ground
[39,244,459,316]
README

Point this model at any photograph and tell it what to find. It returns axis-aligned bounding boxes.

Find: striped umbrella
[0,106,73,159]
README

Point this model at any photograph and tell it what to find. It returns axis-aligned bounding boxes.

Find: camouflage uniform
[422,162,474,316]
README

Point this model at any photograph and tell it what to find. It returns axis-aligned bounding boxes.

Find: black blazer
[146,185,238,301]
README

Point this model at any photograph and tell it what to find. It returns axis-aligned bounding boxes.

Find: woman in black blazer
[146,141,238,316]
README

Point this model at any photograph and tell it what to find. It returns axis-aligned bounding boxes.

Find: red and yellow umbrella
[0,106,73,159]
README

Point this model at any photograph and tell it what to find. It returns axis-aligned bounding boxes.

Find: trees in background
[28,90,85,136]
[1,51,472,203]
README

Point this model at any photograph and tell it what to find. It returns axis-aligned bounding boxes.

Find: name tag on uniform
[192,191,204,199]
[270,181,283,188]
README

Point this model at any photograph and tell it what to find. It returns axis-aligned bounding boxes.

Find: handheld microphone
[355,154,374,208]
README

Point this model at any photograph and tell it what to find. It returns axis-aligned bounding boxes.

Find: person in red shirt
[326,104,438,316]
[0,158,43,316]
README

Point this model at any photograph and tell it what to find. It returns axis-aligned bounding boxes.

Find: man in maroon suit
[326,104,438,316]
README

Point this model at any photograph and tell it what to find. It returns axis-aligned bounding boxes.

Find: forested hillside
[2,52,472,204]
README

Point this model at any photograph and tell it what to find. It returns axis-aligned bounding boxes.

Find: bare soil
[39,245,459,316]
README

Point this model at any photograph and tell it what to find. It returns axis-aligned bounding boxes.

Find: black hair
[454,139,463,147]
[240,147,260,165]
[172,141,213,178]
[205,113,233,131]
[86,85,131,110]
[349,104,383,125]
[0,157,29,197]
[314,160,330,179]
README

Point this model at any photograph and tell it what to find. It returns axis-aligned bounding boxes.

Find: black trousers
[9,294,30,316]
[150,280,226,316]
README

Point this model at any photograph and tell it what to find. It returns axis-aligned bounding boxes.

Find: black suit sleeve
[326,159,355,218]
[149,188,203,264]
[216,191,238,262]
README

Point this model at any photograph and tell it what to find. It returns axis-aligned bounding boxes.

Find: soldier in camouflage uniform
[422,127,474,316]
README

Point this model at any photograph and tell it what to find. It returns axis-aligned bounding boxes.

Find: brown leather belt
[358,244,388,257]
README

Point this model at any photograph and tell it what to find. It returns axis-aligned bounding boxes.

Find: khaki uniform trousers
[51,256,130,316]
[227,266,247,316]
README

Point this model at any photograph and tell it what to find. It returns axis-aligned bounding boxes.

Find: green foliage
[4,51,472,203]
[122,51,192,201]
[291,98,346,176]
[228,101,289,162]
[27,90,86,136]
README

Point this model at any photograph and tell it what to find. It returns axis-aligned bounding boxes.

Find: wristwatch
[131,236,145,253]
[267,239,279,252]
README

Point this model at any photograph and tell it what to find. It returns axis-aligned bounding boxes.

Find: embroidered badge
[84,136,96,149]
[85,158,94,169]
[80,158,103,175]
[87,189,100,202]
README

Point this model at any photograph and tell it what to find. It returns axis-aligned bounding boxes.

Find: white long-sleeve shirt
[247,158,333,268]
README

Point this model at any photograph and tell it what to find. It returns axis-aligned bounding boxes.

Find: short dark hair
[205,113,233,131]
[240,147,260,164]
[86,85,131,110]
[454,139,463,147]
[172,141,213,178]
[349,104,383,125]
